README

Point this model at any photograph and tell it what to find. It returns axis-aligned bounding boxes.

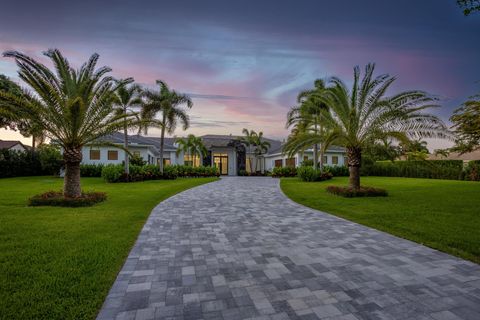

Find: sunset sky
[1,0,479,148]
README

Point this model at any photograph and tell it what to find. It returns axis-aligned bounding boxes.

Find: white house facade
[79,132,346,175]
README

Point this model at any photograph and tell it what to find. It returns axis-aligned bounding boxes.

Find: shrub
[101,164,124,182]
[362,160,464,180]
[37,144,63,175]
[301,159,314,167]
[326,185,388,197]
[28,191,107,207]
[129,154,146,166]
[324,165,349,177]
[162,165,179,179]
[297,166,333,182]
[0,149,43,178]
[463,160,480,181]
[272,166,297,178]
[171,165,219,177]
[80,164,104,177]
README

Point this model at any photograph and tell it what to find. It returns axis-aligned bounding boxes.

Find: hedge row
[100,164,219,183]
[0,147,63,178]
[362,160,464,180]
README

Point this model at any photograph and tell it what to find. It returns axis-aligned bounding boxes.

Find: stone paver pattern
[98,177,480,320]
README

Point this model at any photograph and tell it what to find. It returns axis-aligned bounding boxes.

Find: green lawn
[281,176,480,264]
[0,176,216,320]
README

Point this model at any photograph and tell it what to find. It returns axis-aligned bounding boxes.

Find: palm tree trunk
[159,126,165,173]
[313,143,319,170]
[347,146,362,190]
[123,113,129,175]
[32,135,36,151]
[63,147,82,198]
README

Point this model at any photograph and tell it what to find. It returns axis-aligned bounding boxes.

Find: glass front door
[213,154,228,175]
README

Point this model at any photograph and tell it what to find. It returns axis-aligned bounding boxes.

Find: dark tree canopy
[0,74,23,129]
[457,0,480,15]
[450,92,480,152]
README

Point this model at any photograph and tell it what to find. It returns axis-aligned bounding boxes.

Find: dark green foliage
[324,165,349,176]
[297,166,333,182]
[129,154,146,166]
[326,185,388,197]
[237,169,270,176]
[463,160,480,181]
[28,191,107,207]
[80,164,105,177]
[171,165,219,177]
[0,149,42,178]
[101,164,125,182]
[362,160,464,180]
[300,159,314,166]
[37,145,63,175]
[271,166,297,177]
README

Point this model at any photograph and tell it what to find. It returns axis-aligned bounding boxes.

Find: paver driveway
[98,177,480,320]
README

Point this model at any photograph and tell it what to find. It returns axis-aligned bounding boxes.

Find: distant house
[78,132,346,175]
[428,150,480,164]
[0,140,28,152]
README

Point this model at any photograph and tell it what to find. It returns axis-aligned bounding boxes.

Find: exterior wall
[9,144,27,152]
[264,150,346,171]
[81,145,157,165]
[210,147,237,176]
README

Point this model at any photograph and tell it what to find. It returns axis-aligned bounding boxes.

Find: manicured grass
[281,176,480,264]
[0,176,216,320]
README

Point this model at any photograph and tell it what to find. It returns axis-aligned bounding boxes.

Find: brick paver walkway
[98,177,480,320]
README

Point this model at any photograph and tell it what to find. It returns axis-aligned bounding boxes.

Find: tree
[450,94,480,153]
[253,131,270,172]
[0,49,135,197]
[112,81,143,174]
[240,128,258,172]
[362,138,400,162]
[320,64,447,189]
[176,134,207,167]
[0,74,23,129]
[457,0,480,15]
[140,80,192,172]
[285,79,330,171]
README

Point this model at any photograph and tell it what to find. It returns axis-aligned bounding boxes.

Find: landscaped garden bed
[28,191,107,207]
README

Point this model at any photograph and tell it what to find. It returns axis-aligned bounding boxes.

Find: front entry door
[213,155,228,175]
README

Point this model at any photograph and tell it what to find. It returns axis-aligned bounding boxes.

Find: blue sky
[1,0,479,146]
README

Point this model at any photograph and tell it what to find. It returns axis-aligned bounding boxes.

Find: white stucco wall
[264,150,346,171]
[81,145,157,165]
[9,144,27,152]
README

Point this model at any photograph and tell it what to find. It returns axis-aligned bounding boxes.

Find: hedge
[272,166,297,178]
[297,166,333,182]
[361,160,464,180]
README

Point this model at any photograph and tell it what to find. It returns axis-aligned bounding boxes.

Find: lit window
[246,158,252,173]
[133,151,140,157]
[164,158,171,166]
[108,150,118,160]
[184,154,200,167]
[90,150,100,160]
[332,156,338,165]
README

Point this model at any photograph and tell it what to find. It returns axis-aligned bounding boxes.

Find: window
[107,150,118,160]
[323,155,328,164]
[163,158,171,166]
[285,158,296,167]
[184,154,200,167]
[274,159,283,167]
[332,156,339,165]
[133,151,140,157]
[90,150,100,160]
[304,156,309,161]
[246,158,252,173]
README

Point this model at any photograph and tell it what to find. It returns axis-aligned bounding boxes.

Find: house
[0,140,28,152]
[427,150,480,164]
[79,132,346,175]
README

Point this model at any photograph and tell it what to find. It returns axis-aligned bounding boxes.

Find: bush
[38,145,63,175]
[463,160,480,181]
[324,165,349,177]
[272,166,297,178]
[28,191,107,207]
[162,165,179,179]
[362,160,464,180]
[101,164,124,182]
[326,185,388,198]
[301,159,314,166]
[238,169,269,177]
[80,164,104,177]
[297,166,333,182]
[0,149,43,178]
[129,154,146,166]
[171,165,219,177]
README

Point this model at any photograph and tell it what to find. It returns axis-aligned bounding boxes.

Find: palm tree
[320,63,447,189]
[285,79,330,171]
[0,49,134,197]
[253,131,270,172]
[112,81,143,174]
[240,128,258,172]
[176,134,207,167]
[141,80,192,173]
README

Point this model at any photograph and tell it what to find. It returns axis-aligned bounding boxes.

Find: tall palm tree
[253,131,270,172]
[141,80,192,173]
[0,49,134,197]
[285,79,330,171]
[112,81,143,174]
[176,134,207,167]
[320,63,448,189]
[240,128,258,172]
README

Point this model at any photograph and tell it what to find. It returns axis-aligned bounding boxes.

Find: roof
[264,143,346,156]
[428,150,480,161]
[0,140,25,150]
[93,132,177,154]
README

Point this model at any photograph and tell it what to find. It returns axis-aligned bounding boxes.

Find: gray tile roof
[0,140,26,150]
